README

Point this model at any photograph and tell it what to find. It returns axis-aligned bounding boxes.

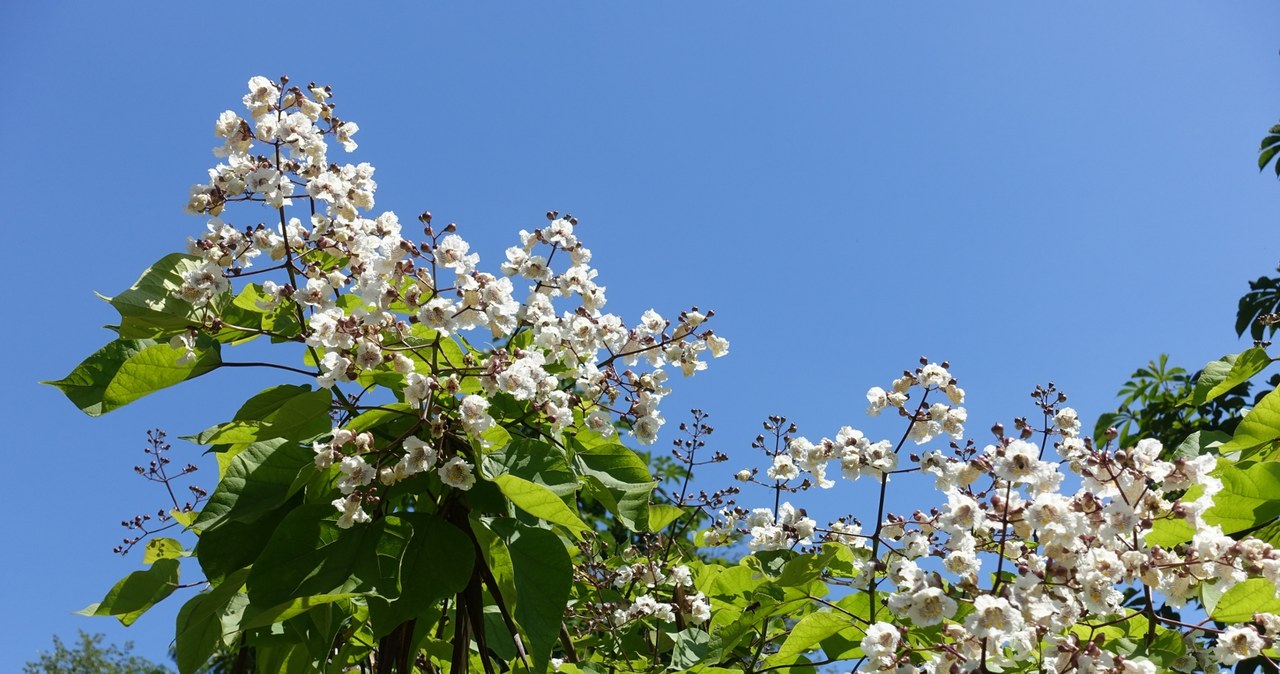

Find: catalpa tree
[48,76,1280,674]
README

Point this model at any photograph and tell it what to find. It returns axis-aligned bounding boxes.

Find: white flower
[435,234,479,274]
[905,587,956,627]
[317,351,354,389]
[1120,658,1157,674]
[459,394,494,437]
[965,595,1023,640]
[400,436,438,475]
[337,455,376,494]
[438,456,476,490]
[687,592,711,624]
[767,454,800,482]
[332,494,371,529]
[705,334,730,357]
[860,622,900,660]
[866,387,888,416]
[244,76,280,116]
[633,414,663,445]
[635,563,665,587]
[1054,407,1081,437]
[918,363,950,388]
[1214,625,1264,665]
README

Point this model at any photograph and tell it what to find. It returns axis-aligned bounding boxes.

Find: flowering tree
[47,77,1280,674]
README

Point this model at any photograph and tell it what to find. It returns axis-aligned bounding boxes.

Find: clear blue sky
[3,3,1278,669]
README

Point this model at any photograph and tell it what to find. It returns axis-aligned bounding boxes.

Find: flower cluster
[175,77,728,526]
[573,548,713,637]
[712,361,1280,673]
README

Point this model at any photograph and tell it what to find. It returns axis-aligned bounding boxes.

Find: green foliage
[24,631,172,674]
[1238,264,1280,341]
[43,337,221,417]
[1261,122,1280,177]
[1095,353,1251,450]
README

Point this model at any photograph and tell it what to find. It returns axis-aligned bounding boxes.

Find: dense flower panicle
[711,361,1280,673]
[175,76,728,528]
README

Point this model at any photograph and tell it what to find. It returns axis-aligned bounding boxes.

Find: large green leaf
[574,442,658,531]
[1220,387,1280,456]
[174,569,250,674]
[193,438,314,531]
[482,438,576,497]
[1210,578,1280,622]
[245,505,383,607]
[45,337,221,416]
[143,537,186,564]
[1203,462,1280,534]
[669,628,712,671]
[79,558,181,626]
[493,474,588,536]
[240,593,363,630]
[188,386,331,446]
[1184,348,1271,407]
[1145,516,1198,548]
[472,517,519,617]
[366,513,474,637]
[195,494,295,581]
[485,518,573,674]
[102,253,206,339]
[764,611,858,667]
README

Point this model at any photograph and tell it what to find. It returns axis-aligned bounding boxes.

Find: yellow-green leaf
[492,474,588,536]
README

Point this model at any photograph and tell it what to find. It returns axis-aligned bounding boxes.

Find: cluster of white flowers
[594,562,712,629]
[708,502,819,552]
[177,77,728,527]
[716,360,1280,673]
[859,430,1276,672]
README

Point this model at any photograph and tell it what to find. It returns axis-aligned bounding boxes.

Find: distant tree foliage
[24,631,171,674]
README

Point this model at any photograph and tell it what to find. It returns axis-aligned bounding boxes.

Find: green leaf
[143,538,186,564]
[240,593,363,630]
[482,438,575,490]
[170,509,198,528]
[245,505,381,607]
[1261,136,1280,172]
[476,423,512,453]
[1210,578,1280,622]
[45,337,221,416]
[574,442,658,531]
[174,569,249,674]
[1204,462,1280,534]
[1171,431,1230,461]
[102,253,205,339]
[472,517,518,615]
[669,628,712,671]
[1185,348,1271,407]
[366,513,474,637]
[1220,387,1280,455]
[492,474,589,536]
[648,504,686,531]
[188,387,331,446]
[194,496,294,581]
[1145,515,1198,548]
[765,611,858,667]
[488,519,573,674]
[193,438,314,531]
[79,558,181,626]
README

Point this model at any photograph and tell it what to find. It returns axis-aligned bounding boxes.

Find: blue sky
[3,3,1279,669]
